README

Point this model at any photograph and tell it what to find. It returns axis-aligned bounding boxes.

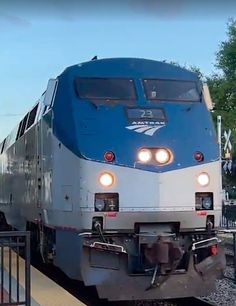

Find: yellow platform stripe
[3,248,86,306]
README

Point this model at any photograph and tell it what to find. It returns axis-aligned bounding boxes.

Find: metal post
[217,115,224,228]
[217,115,222,161]
[1,244,4,303]
[233,233,236,284]
[25,232,31,306]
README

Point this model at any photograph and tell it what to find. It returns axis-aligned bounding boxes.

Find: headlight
[99,172,114,187]
[197,173,210,187]
[138,149,152,163]
[155,148,172,165]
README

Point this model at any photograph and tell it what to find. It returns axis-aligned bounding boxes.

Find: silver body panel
[0,111,224,301]
[0,117,222,230]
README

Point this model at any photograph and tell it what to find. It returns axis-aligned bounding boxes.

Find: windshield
[75,78,136,105]
[143,79,200,102]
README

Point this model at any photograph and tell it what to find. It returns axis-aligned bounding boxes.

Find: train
[0,58,225,301]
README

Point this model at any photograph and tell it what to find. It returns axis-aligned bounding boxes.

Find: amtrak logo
[126,121,165,136]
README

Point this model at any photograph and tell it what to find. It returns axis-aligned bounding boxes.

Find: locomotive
[0,58,225,300]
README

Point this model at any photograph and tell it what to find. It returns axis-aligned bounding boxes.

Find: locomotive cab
[0,58,225,301]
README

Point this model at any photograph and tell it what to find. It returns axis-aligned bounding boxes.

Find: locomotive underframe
[82,243,225,300]
[26,218,225,301]
[80,227,225,300]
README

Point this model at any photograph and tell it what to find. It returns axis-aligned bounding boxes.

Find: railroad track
[33,259,220,306]
[30,248,232,306]
[171,297,216,305]
[224,241,236,267]
[224,241,235,251]
[30,256,219,306]
[30,238,234,306]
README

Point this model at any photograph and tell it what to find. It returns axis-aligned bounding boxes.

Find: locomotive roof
[61,58,199,81]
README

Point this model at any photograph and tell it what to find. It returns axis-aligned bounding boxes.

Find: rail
[221,215,236,228]
[172,297,216,305]
[219,229,236,285]
[0,231,30,306]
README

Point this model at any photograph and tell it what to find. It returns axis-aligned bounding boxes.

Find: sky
[0,0,235,141]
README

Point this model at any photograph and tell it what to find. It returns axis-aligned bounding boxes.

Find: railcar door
[36,120,43,209]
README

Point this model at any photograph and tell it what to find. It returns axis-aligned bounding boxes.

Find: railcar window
[16,121,23,141]
[19,114,29,138]
[0,138,6,154]
[75,78,136,104]
[143,79,200,102]
[26,104,38,130]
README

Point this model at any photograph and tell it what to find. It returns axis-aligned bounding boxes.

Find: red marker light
[194,151,204,162]
[210,245,218,256]
[106,212,118,217]
[104,151,115,162]
[197,211,207,216]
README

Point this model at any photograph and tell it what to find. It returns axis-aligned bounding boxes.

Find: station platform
[1,248,86,306]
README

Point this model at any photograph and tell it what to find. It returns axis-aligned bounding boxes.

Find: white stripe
[144,126,164,136]
[133,126,153,133]
[126,125,146,130]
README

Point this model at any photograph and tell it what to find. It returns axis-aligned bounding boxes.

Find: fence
[221,204,236,228]
[220,206,236,283]
[0,231,30,306]
[221,215,236,228]
[219,229,236,285]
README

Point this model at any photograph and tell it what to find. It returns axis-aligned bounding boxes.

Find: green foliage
[170,20,236,185]
[168,20,236,185]
[209,20,236,147]
[216,19,236,80]
[208,19,236,185]
[210,19,236,114]
[223,204,236,221]
[207,76,236,111]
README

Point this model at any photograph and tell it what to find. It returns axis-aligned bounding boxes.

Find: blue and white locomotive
[0,58,225,300]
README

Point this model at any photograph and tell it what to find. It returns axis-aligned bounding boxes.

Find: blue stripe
[52,58,218,173]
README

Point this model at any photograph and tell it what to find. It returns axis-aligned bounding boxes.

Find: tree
[209,19,236,113]
[208,20,236,141]
[170,21,236,184]
[208,19,236,185]
[217,19,236,80]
